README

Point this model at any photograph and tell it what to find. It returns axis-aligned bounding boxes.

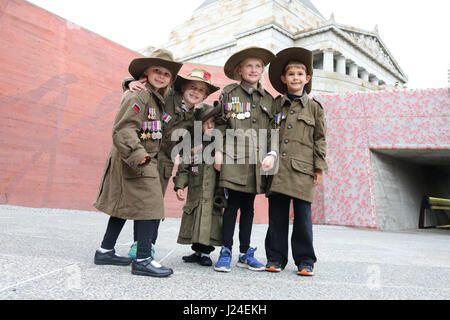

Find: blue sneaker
[214,246,232,272]
[128,242,155,260]
[237,247,265,271]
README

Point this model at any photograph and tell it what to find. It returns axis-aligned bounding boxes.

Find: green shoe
[128,241,155,260]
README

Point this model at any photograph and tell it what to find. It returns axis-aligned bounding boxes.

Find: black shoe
[182,253,201,263]
[94,249,132,266]
[131,258,173,278]
[198,255,213,266]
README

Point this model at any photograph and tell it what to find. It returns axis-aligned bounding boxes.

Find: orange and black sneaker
[265,262,282,272]
[297,263,314,276]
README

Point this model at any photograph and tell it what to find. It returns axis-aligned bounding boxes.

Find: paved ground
[0,204,449,300]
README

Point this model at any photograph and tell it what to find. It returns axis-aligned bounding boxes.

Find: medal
[231,113,237,119]
[155,132,162,139]
[162,113,172,124]
[191,166,199,175]
[275,113,282,128]
[148,108,156,120]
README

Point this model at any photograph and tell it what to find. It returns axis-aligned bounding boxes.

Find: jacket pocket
[297,114,315,146]
[291,158,315,177]
[122,160,158,179]
[179,200,200,239]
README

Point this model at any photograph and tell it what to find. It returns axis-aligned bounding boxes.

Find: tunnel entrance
[370,149,450,231]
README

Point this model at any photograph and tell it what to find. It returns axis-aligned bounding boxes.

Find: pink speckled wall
[315,88,450,228]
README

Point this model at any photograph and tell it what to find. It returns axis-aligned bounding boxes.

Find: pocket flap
[297,114,315,126]
[122,161,158,179]
[259,103,273,119]
[291,159,315,177]
[183,200,199,215]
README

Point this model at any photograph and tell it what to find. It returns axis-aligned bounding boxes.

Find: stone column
[370,77,379,86]
[323,49,334,72]
[336,55,346,75]
[349,63,358,78]
[360,70,369,82]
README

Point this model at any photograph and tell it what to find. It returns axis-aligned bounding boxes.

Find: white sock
[98,248,113,253]
[201,253,210,258]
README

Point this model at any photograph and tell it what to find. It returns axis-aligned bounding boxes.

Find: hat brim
[196,103,221,121]
[173,75,220,96]
[224,47,276,81]
[128,57,183,80]
[269,47,313,94]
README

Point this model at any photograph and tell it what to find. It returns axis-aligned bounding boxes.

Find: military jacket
[267,93,328,203]
[215,81,274,194]
[93,83,165,220]
[121,78,195,194]
[173,143,226,246]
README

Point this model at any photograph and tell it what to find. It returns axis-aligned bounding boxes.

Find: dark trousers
[133,220,159,244]
[265,193,317,269]
[101,216,159,260]
[222,189,256,254]
[191,243,215,254]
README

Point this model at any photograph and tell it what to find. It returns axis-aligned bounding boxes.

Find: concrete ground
[0,205,449,300]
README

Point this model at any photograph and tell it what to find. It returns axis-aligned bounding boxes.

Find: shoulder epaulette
[221,83,240,94]
[312,97,324,109]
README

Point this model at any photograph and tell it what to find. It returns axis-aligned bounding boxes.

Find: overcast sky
[26,0,450,89]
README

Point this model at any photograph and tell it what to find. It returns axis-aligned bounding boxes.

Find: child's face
[183,81,208,107]
[202,116,215,136]
[281,65,311,95]
[145,66,173,90]
[237,58,264,85]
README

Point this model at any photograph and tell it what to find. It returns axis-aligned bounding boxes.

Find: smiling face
[236,57,264,86]
[182,81,209,108]
[145,66,173,90]
[281,63,311,95]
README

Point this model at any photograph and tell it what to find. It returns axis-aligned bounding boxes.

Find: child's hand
[138,156,150,165]
[314,170,323,186]
[261,155,275,171]
[214,150,223,172]
[129,79,147,92]
[176,189,185,201]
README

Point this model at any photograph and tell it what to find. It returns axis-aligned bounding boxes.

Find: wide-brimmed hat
[224,47,275,81]
[128,48,183,80]
[195,102,220,122]
[174,68,220,95]
[269,47,313,94]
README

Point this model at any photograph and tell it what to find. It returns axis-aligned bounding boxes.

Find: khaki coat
[267,93,328,203]
[215,81,274,194]
[173,150,226,246]
[93,83,165,220]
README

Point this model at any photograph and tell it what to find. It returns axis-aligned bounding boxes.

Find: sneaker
[214,246,232,272]
[237,247,265,271]
[297,263,314,276]
[265,261,283,272]
[128,241,155,260]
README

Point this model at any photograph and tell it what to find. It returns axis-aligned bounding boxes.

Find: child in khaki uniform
[122,69,219,260]
[173,103,226,266]
[213,47,278,272]
[93,49,182,278]
[264,47,328,276]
